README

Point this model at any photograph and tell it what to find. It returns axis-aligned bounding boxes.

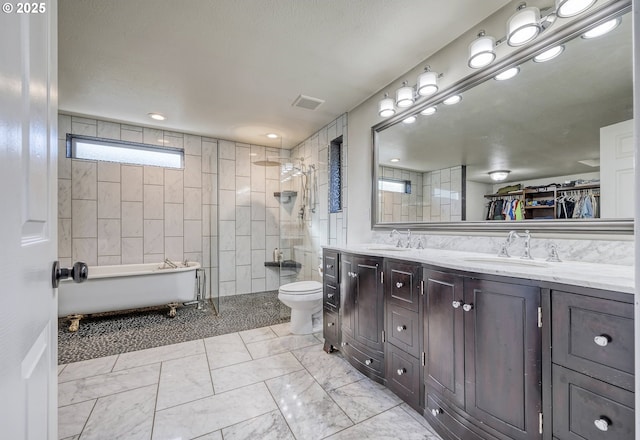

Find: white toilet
[278,280,323,334]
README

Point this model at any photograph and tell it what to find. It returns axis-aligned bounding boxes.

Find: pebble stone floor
[58,322,443,440]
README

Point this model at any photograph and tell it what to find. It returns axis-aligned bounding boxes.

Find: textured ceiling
[58,0,510,148]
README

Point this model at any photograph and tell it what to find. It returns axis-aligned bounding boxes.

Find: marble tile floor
[58,322,442,440]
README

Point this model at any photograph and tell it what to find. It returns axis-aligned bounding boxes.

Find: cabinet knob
[397,368,406,376]
[594,417,611,432]
[341,342,348,347]
[462,303,474,312]
[327,322,334,327]
[365,359,373,366]
[452,300,462,309]
[396,325,406,332]
[328,293,334,298]
[396,282,404,288]
[594,335,611,347]
[430,408,443,417]
[326,264,333,269]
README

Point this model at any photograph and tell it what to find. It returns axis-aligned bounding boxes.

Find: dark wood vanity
[322,248,635,440]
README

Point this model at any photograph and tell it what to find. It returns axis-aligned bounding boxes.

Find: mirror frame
[371,0,633,235]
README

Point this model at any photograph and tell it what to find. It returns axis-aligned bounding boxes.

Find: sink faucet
[390,229,412,248]
[498,230,532,260]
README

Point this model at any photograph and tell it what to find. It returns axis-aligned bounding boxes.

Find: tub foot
[168,303,179,318]
[67,314,84,332]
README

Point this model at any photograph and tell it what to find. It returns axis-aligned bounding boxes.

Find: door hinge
[420,280,424,295]
[538,307,543,328]
[538,412,543,434]
[382,330,386,343]
[421,351,426,366]
[381,271,384,284]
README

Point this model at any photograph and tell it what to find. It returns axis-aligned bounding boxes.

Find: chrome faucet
[498,230,532,259]
[164,258,178,268]
[389,229,412,248]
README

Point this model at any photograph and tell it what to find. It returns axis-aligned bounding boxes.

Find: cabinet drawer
[425,393,499,440]
[552,290,634,390]
[342,336,384,382]
[386,343,420,411]
[386,304,420,358]
[553,365,634,440]
[323,252,339,281]
[386,261,421,312]
[324,282,339,310]
[323,308,340,346]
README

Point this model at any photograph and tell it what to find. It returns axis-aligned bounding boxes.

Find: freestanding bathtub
[58,261,201,331]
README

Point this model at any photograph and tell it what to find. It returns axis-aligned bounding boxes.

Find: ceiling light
[494,67,520,81]
[402,115,417,124]
[390,158,400,163]
[555,0,596,18]
[417,67,439,97]
[507,4,541,47]
[148,113,166,121]
[489,170,511,181]
[581,17,620,39]
[420,106,437,116]
[468,31,496,69]
[533,45,564,62]
[396,81,415,108]
[443,95,462,105]
[378,93,396,118]
[266,133,279,139]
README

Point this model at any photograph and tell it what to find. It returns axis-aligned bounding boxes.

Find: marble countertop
[324,244,635,294]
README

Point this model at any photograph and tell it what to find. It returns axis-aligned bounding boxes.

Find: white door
[600,119,635,218]
[0,1,59,439]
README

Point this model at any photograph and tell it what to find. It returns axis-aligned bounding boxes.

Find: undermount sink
[364,245,411,251]
[462,256,549,268]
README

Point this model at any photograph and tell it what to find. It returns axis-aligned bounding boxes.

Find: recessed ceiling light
[390,158,400,163]
[266,133,279,139]
[533,45,564,63]
[494,67,520,81]
[420,106,437,116]
[148,113,166,121]
[443,95,462,105]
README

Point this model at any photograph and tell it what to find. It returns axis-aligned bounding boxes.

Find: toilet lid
[279,280,322,295]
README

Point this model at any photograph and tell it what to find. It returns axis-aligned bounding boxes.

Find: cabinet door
[424,270,465,408]
[340,257,356,338]
[464,279,541,440]
[354,257,384,352]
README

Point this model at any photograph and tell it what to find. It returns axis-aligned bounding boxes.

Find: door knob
[52,261,88,288]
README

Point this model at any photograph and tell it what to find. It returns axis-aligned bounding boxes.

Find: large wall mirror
[372,1,633,234]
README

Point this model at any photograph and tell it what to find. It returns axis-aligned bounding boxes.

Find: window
[329,136,343,213]
[66,134,183,168]
[378,178,411,194]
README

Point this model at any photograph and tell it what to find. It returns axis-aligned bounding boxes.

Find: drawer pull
[365,359,373,366]
[396,325,406,332]
[396,282,404,288]
[327,322,334,327]
[452,300,462,309]
[594,335,611,347]
[397,368,406,376]
[594,417,611,432]
[462,303,474,312]
[430,408,443,417]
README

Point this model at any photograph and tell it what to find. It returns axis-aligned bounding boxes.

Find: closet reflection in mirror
[374,9,633,225]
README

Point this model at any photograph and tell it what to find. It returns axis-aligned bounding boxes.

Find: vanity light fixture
[533,45,564,62]
[378,93,396,117]
[420,106,437,116]
[402,115,417,124]
[417,66,439,96]
[489,170,511,181]
[396,81,415,108]
[581,17,621,39]
[468,31,496,69]
[507,3,541,47]
[555,0,596,18]
[148,112,166,121]
[494,67,520,81]
[443,95,462,105]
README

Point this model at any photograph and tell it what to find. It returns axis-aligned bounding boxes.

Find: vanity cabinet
[322,250,340,353]
[384,260,422,410]
[550,288,635,440]
[423,269,542,440]
[340,253,385,381]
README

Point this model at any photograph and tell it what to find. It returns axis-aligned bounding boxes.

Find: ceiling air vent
[291,94,325,110]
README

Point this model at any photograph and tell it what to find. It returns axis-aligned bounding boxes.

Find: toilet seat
[279,280,322,295]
